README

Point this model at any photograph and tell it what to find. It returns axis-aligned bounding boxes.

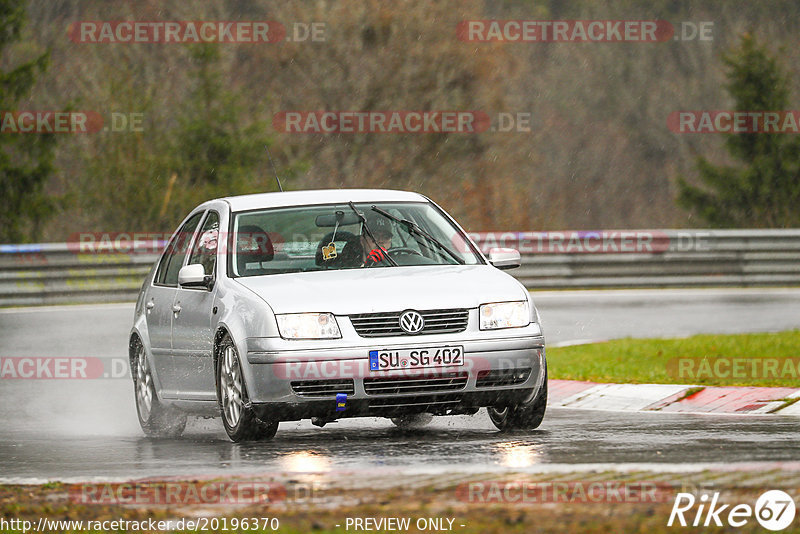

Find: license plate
[369,346,464,371]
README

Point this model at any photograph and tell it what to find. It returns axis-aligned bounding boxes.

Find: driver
[360,211,393,266]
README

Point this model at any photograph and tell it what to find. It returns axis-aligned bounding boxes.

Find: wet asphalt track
[0,288,798,482]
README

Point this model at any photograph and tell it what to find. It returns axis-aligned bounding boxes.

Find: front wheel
[132,340,186,438]
[217,335,278,442]
[487,371,547,431]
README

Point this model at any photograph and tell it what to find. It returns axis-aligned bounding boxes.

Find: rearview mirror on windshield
[315,211,362,227]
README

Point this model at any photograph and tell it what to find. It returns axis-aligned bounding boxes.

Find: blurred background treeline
[2,0,800,242]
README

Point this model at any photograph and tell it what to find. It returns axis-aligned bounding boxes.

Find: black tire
[132,339,187,438]
[216,334,278,442]
[390,413,434,428]
[488,370,548,431]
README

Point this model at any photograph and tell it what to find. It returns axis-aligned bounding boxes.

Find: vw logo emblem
[399,310,425,334]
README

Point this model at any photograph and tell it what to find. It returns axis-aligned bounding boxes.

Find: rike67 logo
[669,490,796,531]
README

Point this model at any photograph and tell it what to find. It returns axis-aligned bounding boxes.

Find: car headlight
[276,313,341,339]
[479,301,529,330]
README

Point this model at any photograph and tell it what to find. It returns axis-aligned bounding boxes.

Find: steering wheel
[386,247,422,256]
[387,247,423,257]
[364,247,423,267]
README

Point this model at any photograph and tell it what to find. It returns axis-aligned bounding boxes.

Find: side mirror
[487,247,521,270]
[178,264,214,289]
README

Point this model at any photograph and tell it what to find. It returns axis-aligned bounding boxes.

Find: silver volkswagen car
[130,189,547,442]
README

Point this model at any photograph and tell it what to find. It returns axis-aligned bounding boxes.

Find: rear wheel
[132,340,186,438]
[391,413,433,429]
[217,334,278,442]
[488,371,547,431]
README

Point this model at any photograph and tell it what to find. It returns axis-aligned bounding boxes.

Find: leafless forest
[6,0,800,240]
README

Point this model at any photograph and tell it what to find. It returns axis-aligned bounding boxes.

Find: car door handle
[172,304,182,314]
[145,301,155,310]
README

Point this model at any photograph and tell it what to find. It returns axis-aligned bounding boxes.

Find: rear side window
[155,212,204,286]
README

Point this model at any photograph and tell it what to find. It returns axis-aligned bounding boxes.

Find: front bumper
[242,326,546,421]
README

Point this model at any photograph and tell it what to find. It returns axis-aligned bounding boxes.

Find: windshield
[230,202,482,277]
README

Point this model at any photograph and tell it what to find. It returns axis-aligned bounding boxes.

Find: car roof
[218,189,428,212]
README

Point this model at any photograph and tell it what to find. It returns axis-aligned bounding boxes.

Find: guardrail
[468,229,800,289]
[0,243,159,306]
[1,229,798,306]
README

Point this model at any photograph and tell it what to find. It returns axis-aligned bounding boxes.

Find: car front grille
[363,371,468,396]
[349,309,469,337]
[367,393,463,414]
[475,368,532,388]
[290,379,355,397]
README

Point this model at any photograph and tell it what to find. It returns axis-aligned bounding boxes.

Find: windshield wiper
[370,206,464,265]
[346,202,398,267]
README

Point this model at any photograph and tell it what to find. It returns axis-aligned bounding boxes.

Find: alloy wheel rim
[221,346,243,427]
[135,346,153,421]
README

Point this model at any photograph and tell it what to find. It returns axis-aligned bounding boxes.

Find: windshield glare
[230,202,481,277]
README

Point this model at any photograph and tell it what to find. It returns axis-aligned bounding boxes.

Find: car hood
[234,265,528,314]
